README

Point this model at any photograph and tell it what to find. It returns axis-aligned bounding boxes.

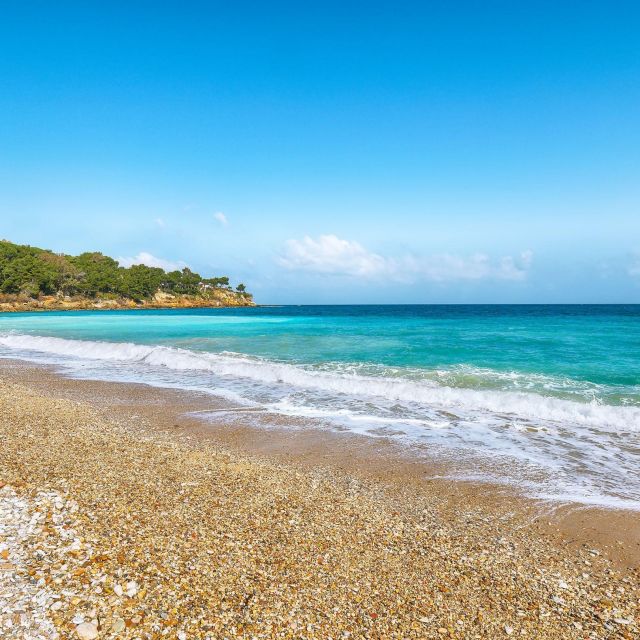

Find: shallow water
[1,305,639,508]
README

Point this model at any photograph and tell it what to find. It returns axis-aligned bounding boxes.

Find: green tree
[71,252,120,296]
[0,239,250,302]
[119,264,164,301]
[40,252,82,296]
[159,270,183,293]
[0,242,64,296]
[202,276,229,288]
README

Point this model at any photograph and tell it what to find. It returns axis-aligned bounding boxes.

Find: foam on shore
[2,331,640,510]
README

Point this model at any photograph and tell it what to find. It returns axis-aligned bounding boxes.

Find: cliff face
[0,289,255,312]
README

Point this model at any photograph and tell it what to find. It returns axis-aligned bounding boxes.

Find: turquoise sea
[1,305,639,508]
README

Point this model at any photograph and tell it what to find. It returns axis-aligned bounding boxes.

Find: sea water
[1,305,639,509]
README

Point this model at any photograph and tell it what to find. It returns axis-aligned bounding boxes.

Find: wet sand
[0,358,638,638]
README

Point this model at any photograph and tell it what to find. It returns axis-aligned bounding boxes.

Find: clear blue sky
[1,1,639,303]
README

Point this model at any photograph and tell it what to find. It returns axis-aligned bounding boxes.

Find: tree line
[0,240,248,302]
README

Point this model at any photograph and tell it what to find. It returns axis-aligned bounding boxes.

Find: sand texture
[0,376,638,639]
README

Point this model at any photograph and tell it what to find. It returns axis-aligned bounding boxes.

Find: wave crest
[1,333,639,431]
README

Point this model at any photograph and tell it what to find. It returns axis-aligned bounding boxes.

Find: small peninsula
[0,240,254,312]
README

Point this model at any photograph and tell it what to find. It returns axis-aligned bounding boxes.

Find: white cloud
[117,252,188,272]
[278,234,533,283]
[214,212,228,226]
[154,218,166,228]
[278,235,387,277]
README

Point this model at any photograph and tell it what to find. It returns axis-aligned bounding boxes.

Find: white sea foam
[2,332,640,509]
[1,332,639,432]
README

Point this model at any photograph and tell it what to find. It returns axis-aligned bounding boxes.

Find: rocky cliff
[0,289,255,312]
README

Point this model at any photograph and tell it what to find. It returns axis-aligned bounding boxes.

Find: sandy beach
[0,359,638,639]
[4,0,640,637]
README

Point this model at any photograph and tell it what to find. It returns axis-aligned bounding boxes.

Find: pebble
[75,621,99,639]
[112,617,125,633]
[1,377,638,640]
[0,486,61,639]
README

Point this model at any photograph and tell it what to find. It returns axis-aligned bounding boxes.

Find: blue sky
[1,1,639,303]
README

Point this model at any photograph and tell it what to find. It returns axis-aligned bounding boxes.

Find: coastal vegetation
[0,239,253,310]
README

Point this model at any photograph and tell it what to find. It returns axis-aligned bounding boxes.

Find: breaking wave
[1,332,639,432]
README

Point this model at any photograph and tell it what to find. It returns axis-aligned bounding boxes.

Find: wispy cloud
[214,211,228,226]
[154,218,166,228]
[405,250,533,282]
[278,234,533,283]
[117,252,188,272]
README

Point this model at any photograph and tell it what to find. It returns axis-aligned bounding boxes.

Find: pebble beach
[0,369,639,639]
[4,1,640,638]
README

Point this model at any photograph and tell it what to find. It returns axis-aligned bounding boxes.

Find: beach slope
[0,376,638,639]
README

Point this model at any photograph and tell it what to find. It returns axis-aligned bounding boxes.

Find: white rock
[75,622,99,639]
[125,580,138,597]
[614,618,632,625]
[112,618,125,634]
[113,584,123,597]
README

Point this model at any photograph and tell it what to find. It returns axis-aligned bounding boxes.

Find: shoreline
[0,294,254,313]
[1,358,639,637]
[2,357,639,572]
